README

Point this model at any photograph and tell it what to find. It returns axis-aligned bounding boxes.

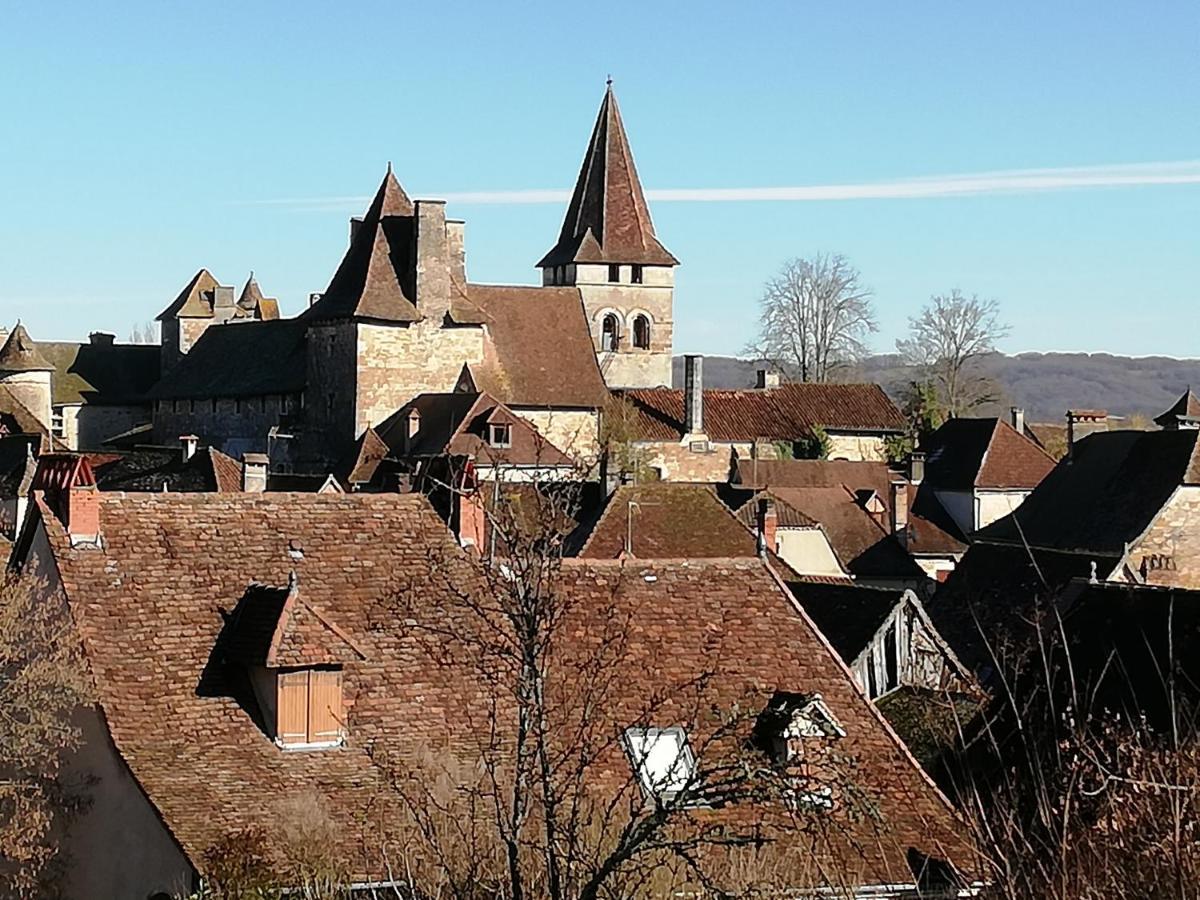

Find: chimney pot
[909,452,925,485]
[242,453,269,493]
[1010,406,1025,434]
[683,354,705,437]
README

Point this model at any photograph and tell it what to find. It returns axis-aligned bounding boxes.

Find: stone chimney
[89,332,115,347]
[1010,406,1025,434]
[1067,409,1108,459]
[179,434,198,462]
[414,200,451,324]
[908,452,925,485]
[683,354,705,437]
[242,453,269,493]
[213,285,235,310]
[890,479,909,549]
[405,409,421,449]
[756,369,781,390]
[756,496,777,558]
[446,219,467,283]
[349,216,364,244]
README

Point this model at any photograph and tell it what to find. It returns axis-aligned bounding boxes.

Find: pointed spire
[365,164,414,221]
[237,272,265,311]
[156,268,221,321]
[538,83,677,268]
[0,323,53,373]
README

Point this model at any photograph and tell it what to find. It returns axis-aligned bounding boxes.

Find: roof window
[623,726,697,804]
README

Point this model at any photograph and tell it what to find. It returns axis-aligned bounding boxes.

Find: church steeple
[538,83,677,269]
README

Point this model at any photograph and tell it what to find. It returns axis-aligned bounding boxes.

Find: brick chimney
[458,489,487,552]
[890,479,909,549]
[756,496,777,558]
[242,453,269,492]
[31,454,101,546]
[1066,409,1108,459]
[908,452,925,485]
[683,354,705,438]
[179,434,198,462]
[415,200,451,324]
[1010,406,1025,434]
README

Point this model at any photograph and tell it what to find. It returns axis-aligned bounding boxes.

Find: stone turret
[538,81,677,389]
[0,323,54,430]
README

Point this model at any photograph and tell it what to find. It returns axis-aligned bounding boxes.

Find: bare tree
[127,321,158,344]
[747,254,877,383]
[897,290,1009,417]
[0,573,92,895]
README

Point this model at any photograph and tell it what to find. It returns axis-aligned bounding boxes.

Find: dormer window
[488,422,512,448]
[275,667,344,747]
[623,726,697,803]
[608,263,620,283]
[754,692,845,810]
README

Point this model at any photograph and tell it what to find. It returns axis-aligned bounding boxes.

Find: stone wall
[826,432,888,463]
[633,440,745,482]
[0,369,51,429]
[153,395,298,461]
[1128,485,1200,588]
[305,321,360,457]
[513,407,600,464]
[776,528,846,577]
[573,263,673,389]
[75,404,151,450]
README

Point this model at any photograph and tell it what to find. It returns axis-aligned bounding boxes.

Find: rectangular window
[631,264,644,284]
[276,668,344,747]
[624,726,696,802]
[608,263,620,283]
[51,408,65,439]
[489,423,513,448]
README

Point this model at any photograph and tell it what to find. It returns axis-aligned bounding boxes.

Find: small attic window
[273,667,344,749]
[608,263,620,283]
[623,726,697,803]
[631,264,644,284]
[488,422,512,449]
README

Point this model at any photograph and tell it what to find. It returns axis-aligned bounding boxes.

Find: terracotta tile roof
[464,284,608,409]
[618,383,904,443]
[538,85,677,268]
[148,319,307,400]
[921,418,1055,490]
[32,493,972,883]
[337,427,391,487]
[304,169,421,324]
[0,323,54,372]
[1154,388,1200,428]
[35,339,160,407]
[378,392,574,469]
[92,446,243,493]
[978,428,1200,554]
[573,482,759,559]
[156,268,222,320]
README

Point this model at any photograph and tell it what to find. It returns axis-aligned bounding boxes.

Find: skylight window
[623,726,696,802]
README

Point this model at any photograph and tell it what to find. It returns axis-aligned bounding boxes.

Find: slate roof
[538,84,677,268]
[0,324,53,372]
[786,581,907,664]
[464,284,608,408]
[35,340,160,406]
[304,168,421,324]
[979,428,1200,554]
[572,482,759,559]
[921,418,1055,490]
[1154,388,1200,428]
[91,446,244,493]
[619,383,905,443]
[148,319,307,400]
[31,492,973,884]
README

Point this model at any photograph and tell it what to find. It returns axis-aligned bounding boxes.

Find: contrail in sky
[248,160,1200,210]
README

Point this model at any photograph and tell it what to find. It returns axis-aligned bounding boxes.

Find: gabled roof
[90,446,244,493]
[538,84,677,268]
[572,482,759,559]
[979,428,1200,555]
[304,168,421,324]
[786,582,908,664]
[464,284,608,409]
[35,340,160,406]
[156,269,222,320]
[921,418,1055,490]
[379,391,575,468]
[26,493,975,883]
[1154,388,1200,428]
[224,576,365,668]
[337,427,391,488]
[148,319,307,400]
[618,383,905,443]
[0,323,53,373]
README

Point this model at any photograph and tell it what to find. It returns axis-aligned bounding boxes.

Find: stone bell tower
[537,82,678,389]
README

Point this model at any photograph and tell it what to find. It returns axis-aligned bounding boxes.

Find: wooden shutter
[277,670,309,745]
[307,669,343,743]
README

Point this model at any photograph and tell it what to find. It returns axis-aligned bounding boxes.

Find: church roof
[1154,388,1200,428]
[0,324,54,373]
[304,167,421,324]
[538,84,677,269]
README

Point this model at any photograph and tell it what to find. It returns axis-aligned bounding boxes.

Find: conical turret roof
[538,83,677,268]
[0,323,53,373]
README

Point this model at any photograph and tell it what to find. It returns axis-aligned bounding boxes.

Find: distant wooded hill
[672,353,1200,424]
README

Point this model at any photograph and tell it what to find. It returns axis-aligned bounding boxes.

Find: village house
[613,355,906,482]
[10,475,978,898]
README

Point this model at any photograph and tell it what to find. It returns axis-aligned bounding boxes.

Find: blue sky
[1,1,1197,357]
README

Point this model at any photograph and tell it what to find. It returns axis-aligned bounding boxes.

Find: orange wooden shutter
[307,669,343,743]
[277,670,310,745]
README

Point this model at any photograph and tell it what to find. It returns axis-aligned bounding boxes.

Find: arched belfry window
[601,313,620,351]
[632,314,651,350]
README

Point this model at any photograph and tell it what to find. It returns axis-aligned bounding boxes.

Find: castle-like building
[143,83,675,467]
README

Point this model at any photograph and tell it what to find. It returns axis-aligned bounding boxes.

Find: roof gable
[1155,388,1200,428]
[157,268,221,321]
[0,323,53,373]
[922,418,1054,491]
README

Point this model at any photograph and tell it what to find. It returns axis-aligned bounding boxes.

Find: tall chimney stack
[756,496,777,558]
[683,354,705,437]
[1010,407,1025,435]
[242,453,269,493]
[890,479,909,549]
